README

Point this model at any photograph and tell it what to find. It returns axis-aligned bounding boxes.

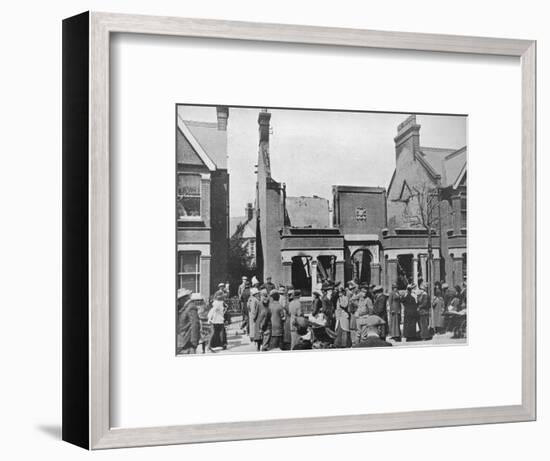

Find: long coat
[402,293,418,339]
[254,303,271,341]
[177,304,200,350]
[417,291,431,339]
[269,301,285,337]
[388,291,402,338]
[432,296,445,329]
[248,296,260,340]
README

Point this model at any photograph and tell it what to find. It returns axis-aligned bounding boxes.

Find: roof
[417,145,467,187]
[184,120,228,170]
[230,217,256,239]
[332,185,385,194]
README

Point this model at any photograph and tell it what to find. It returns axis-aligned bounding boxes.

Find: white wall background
[0,0,546,459]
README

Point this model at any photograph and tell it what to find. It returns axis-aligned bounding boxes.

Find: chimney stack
[246,202,254,221]
[216,106,229,131]
[394,114,421,162]
[258,110,271,144]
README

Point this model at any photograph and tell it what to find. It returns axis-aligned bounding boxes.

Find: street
[204,315,466,355]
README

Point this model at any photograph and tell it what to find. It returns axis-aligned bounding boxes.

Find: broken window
[291,256,312,297]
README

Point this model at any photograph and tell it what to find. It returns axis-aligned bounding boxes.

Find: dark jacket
[255,303,271,340]
[373,293,388,318]
[177,305,200,350]
[269,300,285,337]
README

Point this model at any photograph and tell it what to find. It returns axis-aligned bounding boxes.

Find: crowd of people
[176,275,467,355]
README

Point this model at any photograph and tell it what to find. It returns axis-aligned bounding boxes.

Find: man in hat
[268,289,285,350]
[288,289,304,349]
[264,276,275,294]
[214,282,226,300]
[177,288,192,311]
[238,276,248,298]
[177,293,202,354]
[247,287,261,347]
[372,285,388,340]
[239,279,251,333]
[257,289,272,351]
[279,286,292,350]
[352,315,392,348]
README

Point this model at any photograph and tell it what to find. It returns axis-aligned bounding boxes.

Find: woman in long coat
[417,287,431,340]
[388,284,402,340]
[432,288,446,334]
[334,290,352,348]
[402,286,419,341]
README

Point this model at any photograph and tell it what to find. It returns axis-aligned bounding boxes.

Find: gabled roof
[395,180,414,202]
[184,120,228,170]
[177,115,217,171]
[417,145,467,188]
[230,217,256,239]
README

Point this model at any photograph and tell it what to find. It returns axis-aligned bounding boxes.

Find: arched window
[351,249,372,285]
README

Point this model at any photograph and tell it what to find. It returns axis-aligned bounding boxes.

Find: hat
[241,276,248,280]
[269,289,279,297]
[366,315,386,327]
[373,285,383,293]
[278,286,286,294]
[190,293,204,301]
[177,288,192,299]
[391,283,398,289]
[441,283,449,289]
[312,289,322,296]
[250,287,259,296]
[217,282,225,288]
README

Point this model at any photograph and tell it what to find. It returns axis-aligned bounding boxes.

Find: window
[177,174,201,218]
[291,256,312,297]
[248,239,255,258]
[460,197,467,227]
[177,252,201,293]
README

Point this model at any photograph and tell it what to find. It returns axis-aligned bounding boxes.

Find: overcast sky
[179,106,467,218]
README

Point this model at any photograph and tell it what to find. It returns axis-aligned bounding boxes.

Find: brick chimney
[216,106,229,131]
[258,110,272,177]
[394,114,421,162]
[245,202,254,221]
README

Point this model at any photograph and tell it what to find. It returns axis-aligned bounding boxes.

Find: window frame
[177,251,201,293]
[177,173,202,221]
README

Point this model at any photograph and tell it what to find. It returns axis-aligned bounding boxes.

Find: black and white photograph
[176,105,467,355]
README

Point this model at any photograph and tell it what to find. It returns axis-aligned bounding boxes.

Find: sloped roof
[417,146,467,187]
[184,120,228,170]
[230,217,256,239]
[176,128,207,166]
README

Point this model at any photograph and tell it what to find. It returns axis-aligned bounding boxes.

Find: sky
[179,105,467,218]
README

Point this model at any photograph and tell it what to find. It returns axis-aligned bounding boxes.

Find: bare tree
[406,182,442,315]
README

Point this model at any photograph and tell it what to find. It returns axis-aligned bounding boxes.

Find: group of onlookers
[176,275,467,355]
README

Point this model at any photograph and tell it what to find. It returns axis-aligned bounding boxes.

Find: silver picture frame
[62,11,536,449]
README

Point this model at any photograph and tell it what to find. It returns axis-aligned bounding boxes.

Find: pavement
[205,315,466,355]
